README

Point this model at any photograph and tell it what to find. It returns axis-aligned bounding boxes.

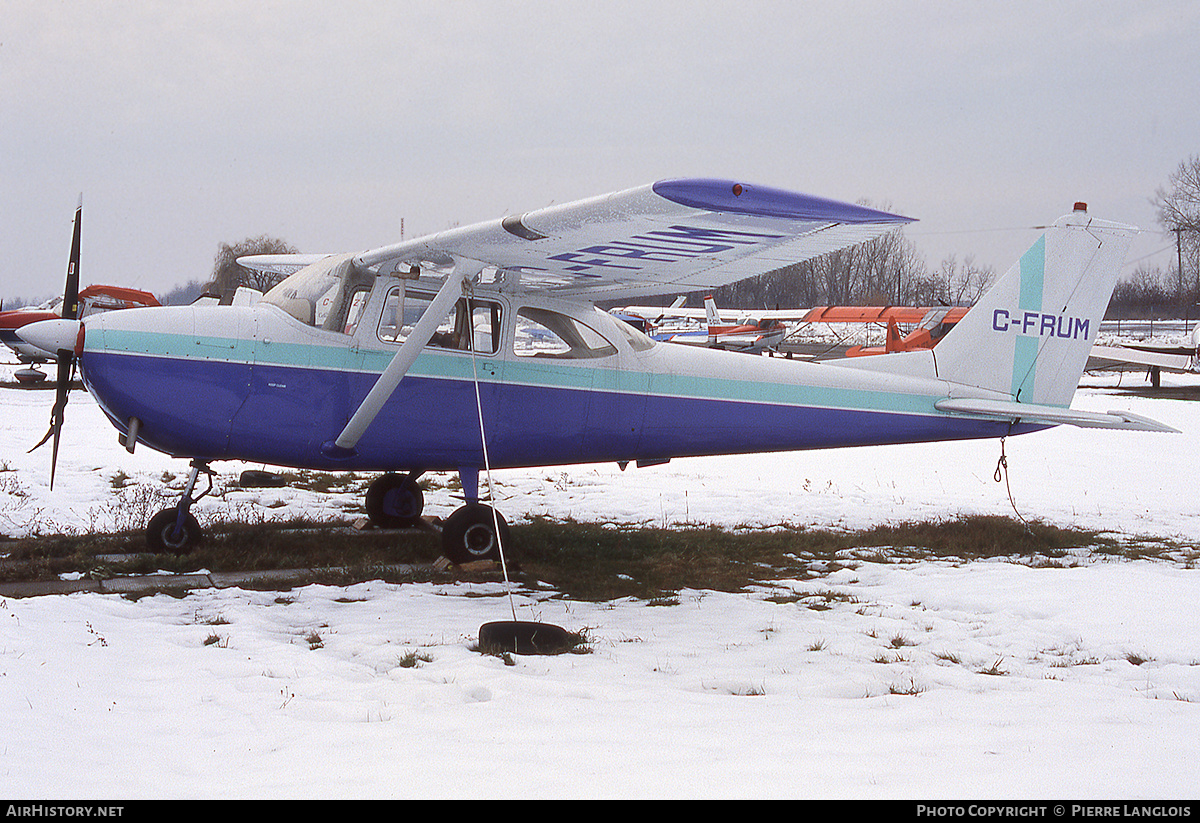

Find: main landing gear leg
[146,459,213,554]
[441,466,510,566]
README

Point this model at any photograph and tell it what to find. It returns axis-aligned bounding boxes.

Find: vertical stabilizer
[932,206,1136,408]
[704,295,721,327]
[704,295,722,345]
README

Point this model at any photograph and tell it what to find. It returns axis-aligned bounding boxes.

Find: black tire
[146,508,203,554]
[441,503,510,565]
[364,473,425,528]
[238,469,286,488]
[478,621,574,655]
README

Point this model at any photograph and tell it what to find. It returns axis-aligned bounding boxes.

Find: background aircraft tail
[704,295,721,328]
[930,204,1137,408]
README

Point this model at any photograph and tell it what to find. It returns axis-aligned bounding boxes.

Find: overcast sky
[2,1,1197,303]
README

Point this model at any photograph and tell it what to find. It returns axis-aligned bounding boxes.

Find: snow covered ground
[1,353,1198,799]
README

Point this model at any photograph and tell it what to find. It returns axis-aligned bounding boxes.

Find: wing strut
[322,269,469,458]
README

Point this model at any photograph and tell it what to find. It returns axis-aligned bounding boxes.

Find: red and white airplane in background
[2,285,160,369]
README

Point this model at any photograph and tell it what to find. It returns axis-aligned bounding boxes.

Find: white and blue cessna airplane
[19,179,1175,562]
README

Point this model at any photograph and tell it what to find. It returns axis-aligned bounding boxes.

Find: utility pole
[1177,228,1185,324]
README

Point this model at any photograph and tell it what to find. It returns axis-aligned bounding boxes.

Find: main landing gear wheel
[146,508,203,554]
[365,472,425,528]
[441,503,509,565]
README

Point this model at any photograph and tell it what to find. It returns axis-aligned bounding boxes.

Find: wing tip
[652,178,915,225]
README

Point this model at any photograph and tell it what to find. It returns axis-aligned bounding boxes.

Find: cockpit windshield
[261,253,372,332]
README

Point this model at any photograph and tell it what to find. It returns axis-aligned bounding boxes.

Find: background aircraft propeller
[28,195,83,489]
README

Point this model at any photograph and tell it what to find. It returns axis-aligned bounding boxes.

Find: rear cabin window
[513,307,617,359]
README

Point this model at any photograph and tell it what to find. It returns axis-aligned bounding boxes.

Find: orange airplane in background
[801,305,970,356]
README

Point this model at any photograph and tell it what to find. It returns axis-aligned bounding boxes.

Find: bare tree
[938,255,995,306]
[1153,155,1200,233]
[1109,264,1172,319]
[707,223,929,309]
[207,235,298,297]
[1152,155,1200,303]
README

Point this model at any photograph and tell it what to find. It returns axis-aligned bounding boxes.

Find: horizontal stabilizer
[934,398,1178,433]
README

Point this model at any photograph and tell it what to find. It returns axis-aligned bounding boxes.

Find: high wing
[243,179,913,302]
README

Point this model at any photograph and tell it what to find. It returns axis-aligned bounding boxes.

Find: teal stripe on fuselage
[646,369,937,416]
[1012,234,1045,400]
[94,329,942,418]
[99,329,257,362]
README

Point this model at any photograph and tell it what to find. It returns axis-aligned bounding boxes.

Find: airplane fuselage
[77,283,1022,475]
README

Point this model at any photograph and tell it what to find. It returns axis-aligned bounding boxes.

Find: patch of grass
[0,513,1161,605]
[853,515,1112,559]
[888,678,926,696]
[978,657,1008,676]
[398,649,433,668]
[0,518,445,584]
[1050,655,1099,667]
[764,590,805,605]
[732,684,766,697]
[509,517,838,602]
[233,470,369,496]
[461,515,1127,601]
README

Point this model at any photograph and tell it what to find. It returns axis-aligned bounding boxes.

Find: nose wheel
[145,460,212,554]
[146,508,203,554]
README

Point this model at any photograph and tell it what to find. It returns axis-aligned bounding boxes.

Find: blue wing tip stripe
[652,178,914,225]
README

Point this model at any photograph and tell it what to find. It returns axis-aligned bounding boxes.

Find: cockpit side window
[377,286,501,355]
[342,288,371,336]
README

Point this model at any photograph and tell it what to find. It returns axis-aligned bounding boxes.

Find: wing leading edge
[241,179,912,302]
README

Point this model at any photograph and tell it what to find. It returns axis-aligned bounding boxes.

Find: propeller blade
[49,353,74,489]
[63,195,81,320]
[28,349,74,482]
[29,196,83,489]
